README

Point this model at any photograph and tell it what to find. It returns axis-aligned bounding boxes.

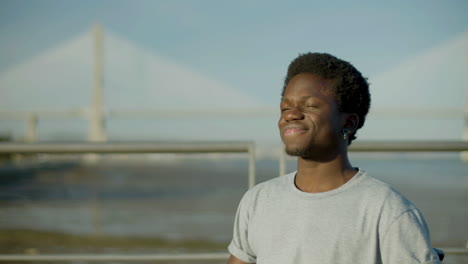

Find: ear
[343,113,359,134]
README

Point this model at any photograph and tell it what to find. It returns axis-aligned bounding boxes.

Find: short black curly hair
[282,52,370,145]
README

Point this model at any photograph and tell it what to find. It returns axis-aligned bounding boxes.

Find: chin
[284,140,338,159]
[285,145,312,157]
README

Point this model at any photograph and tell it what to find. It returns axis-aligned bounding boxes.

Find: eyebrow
[281,95,323,103]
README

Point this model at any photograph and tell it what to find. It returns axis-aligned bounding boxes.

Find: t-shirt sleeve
[380,208,441,264]
[228,190,257,263]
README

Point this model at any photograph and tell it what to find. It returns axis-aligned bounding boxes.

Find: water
[0,153,467,262]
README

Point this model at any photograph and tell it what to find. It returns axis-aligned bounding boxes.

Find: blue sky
[0,0,467,142]
[1,0,467,103]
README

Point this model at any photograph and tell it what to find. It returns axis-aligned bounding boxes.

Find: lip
[282,124,308,136]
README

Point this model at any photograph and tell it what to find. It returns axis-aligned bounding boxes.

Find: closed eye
[280,104,290,112]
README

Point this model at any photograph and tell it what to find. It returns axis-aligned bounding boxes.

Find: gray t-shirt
[228,169,441,264]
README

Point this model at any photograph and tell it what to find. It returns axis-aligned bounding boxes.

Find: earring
[342,129,349,140]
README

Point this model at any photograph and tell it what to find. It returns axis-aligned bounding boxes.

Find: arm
[227,189,257,263]
[227,255,253,264]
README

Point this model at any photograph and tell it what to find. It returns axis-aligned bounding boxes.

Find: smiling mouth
[283,127,307,136]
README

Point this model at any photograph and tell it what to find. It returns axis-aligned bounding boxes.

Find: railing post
[279,145,286,176]
[248,143,256,189]
[462,31,468,162]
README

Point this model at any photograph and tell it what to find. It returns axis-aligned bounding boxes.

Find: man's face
[278,73,345,159]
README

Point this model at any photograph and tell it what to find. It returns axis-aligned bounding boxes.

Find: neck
[295,150,357,193]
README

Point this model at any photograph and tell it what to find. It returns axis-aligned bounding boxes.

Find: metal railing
[0,141,256,189]
[0,141,255,262]
[0,253,230,262]
[0,250,467,262]
[0,140,467,262]
[348,140,468,152]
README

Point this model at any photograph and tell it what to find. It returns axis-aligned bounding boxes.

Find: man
[227,53,441,264]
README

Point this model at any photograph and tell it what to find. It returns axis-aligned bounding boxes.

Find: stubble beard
[285,144,314,158]
[284,140,340,161]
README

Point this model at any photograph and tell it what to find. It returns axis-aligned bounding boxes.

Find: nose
[284,106,304,121]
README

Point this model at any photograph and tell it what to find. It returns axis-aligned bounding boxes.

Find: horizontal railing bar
[0,248,467,262]
[0,253,229,261]
[442,247,468,254]
[0,141,467,154]
[349,141,468,152]
[0,142,254,154]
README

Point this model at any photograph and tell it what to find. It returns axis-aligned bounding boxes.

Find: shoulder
[239,171,294,207]
[359,172,415,211]
[251,171,293,194]
[358,171,422,232]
